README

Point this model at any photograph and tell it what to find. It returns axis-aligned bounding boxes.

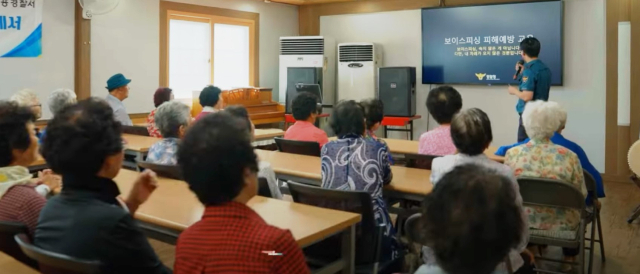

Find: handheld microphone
[513,60,525,80]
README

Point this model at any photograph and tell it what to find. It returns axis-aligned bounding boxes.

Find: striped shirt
[174,201,309,274]
[0,185,47,235]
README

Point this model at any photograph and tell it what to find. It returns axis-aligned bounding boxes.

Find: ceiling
[268,0,378,5]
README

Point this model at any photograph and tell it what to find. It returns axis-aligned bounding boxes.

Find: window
[161,5,258,99]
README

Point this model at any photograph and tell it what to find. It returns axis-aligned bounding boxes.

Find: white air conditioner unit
[337,43,382,102]
[279,36,336,110]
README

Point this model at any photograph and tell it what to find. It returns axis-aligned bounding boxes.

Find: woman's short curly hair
[41,97,123,176]
[0,101,36,166]
[178,112,258,206]
[199,85,222,107]
[360,99,384,130]
[47,88,77,115]
[155,101,190,138]
[153,87,173,108]
[522,100,562,140]
[421,164,524,274]
[450,108,493,156]
[330,100,365,137]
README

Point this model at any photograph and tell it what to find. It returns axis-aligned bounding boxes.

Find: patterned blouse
[146,138,179,165]
[146,109,162,138]
[504,138,587,232]
[418,125,456,156]
[321,134,399,261]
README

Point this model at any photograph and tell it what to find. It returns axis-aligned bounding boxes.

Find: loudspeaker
[378,67,416,117]
[285,67,323,114]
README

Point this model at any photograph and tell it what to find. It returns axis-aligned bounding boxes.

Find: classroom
[0,0,638,273]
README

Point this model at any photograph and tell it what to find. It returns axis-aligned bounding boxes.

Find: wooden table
[127,127,283,143]
[113,169,360,274]
[328,137,504,163]
[28,155,47,172]
[256,150,433,201]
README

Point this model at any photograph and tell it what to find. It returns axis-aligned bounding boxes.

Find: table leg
[410,120,414,140]
[341,225,355,274]
[384,126,388,138]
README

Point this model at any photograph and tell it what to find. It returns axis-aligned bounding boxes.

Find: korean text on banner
[0,0,41,58]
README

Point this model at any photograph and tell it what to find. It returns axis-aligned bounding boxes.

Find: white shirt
[423,153,528,272]
[105,94,132,126]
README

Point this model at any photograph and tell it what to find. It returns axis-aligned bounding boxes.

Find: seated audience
[147,87,174,138]
[225,105,283,199]
[105,73,133,126]
[0,101,59,235]
[11,89,42,120]
[360,98,384,140]
[175,112,309,273]
[321,100,399,261]
[147,101,191,165]
[360,99,394,164]
[418,86,462,156]
[195,85,224,121]
[504,100,587,271]
[426,108,530,273]
[40,88,77,143]
[35,98,171,274]
[284,92,328,147]
[495,103,605,201]
[415,164,525,274]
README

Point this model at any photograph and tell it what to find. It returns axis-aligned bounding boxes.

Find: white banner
[0,0,42,57]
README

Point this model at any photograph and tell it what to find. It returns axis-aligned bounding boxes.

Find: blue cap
[106,73,131,91]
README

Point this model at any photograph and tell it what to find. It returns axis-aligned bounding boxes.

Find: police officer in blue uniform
[508,37,552,142]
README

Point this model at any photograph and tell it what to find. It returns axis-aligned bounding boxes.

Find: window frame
[160,2,259,90]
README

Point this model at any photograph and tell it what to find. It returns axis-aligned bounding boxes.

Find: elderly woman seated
[426,108,530,273]
[322,100,400,263]
[147,87,173,138]
[0,101,60,236]
[504,100,587,271]
[415,164,525,274]
[146,101,191,165]
[224,105,283,199]
[11,89,42,137]
[40,88,77,143]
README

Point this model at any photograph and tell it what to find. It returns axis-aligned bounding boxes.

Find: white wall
[320,0,606,172]
[0,0,75,119]
[91,0,298,113]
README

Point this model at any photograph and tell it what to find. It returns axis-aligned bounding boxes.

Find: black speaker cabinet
[285,67,323,114]
[378,67,416,117]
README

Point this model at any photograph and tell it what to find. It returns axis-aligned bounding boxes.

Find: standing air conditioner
[279,36,336,113]
[338,43,382,102]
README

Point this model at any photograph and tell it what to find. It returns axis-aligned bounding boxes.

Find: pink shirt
[284,121,329,147]
[418,125,456,156]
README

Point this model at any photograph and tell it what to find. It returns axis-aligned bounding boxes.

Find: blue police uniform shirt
[516,59,552,114]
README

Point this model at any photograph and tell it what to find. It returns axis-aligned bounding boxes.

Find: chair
[404,154,438,170]
[257,177,272,198]
[121,125,150,137]
[518,177,587,274]
[583,171,605,274]
[0,221,38,270]
[287,181,400,274]
[14,233,102,274]
[274,137,321,157]
[137,161,182,180]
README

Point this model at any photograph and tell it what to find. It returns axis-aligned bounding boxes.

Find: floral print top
[146,109,162,138]
[146,138,179,165]
[505,138,587,231]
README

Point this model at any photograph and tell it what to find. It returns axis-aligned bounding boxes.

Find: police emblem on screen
[475,73,486,80]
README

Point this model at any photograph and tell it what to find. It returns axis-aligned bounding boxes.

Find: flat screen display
[421,1,563,85]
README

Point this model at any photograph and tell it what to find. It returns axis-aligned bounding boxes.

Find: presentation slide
[421,1,563,85]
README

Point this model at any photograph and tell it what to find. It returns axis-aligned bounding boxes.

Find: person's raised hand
[127,170,158,206]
